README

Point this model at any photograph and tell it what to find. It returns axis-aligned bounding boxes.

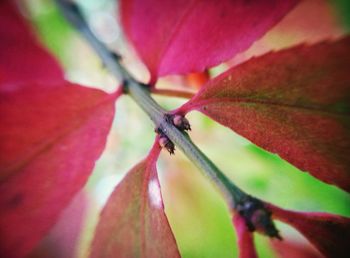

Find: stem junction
[55,0,279,238]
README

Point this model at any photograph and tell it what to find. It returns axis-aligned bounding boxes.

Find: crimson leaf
[0,0,63,84]
[0,82,117,258]
[0,2,120,257]
[121,0,299,81]
[268,204,350,258]
[90,142,180,258]
[178,37,350,191]
[28,191,88,258]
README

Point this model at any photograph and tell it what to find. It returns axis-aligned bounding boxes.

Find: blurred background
[22,0,350,257]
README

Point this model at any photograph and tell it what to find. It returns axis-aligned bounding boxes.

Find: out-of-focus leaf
[90,142,180,258]
[28,191,88,258]
[120,0,299,81]
[331,0,350,30]
[229,0,346,68]
[0,1,119,256]
[233,214,257,258]
[0,82,118,258]
[271,238,324,258]
[268,204,350,258]
[0,0,63,84]
[178,37,350,191]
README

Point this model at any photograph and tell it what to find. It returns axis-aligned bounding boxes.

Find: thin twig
[55,0,249,208]
[56,0,282,238]
[151,88,195,99]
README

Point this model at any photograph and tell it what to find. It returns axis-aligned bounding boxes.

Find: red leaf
[228,0,346,68]
[0,0,63,84]
[268,204,350,258]
[0,82,118,258]
[271,238,324,258]
[233,214,258,258]
[28,191,88,258]
[178,37,350,191]
[121,0,299,81]
[90,141,180,258]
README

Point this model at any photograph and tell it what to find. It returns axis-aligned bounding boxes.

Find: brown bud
[158,135,175,155]
[172,115,191,131]
[251,209,281,239]
[236,196,281,239]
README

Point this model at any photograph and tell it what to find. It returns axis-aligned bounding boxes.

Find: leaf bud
[172,115,191,131]
[236,196,281,239]
[158,135,175,155]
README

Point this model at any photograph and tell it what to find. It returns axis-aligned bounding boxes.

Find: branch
[151,88,195,99]
[55,0,280,238]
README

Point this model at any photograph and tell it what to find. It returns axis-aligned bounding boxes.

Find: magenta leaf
[268,204,350,258]
[90,142,180,258]
[233,214,258,258]
[0,0,64,84]
[0,2,120,257]
[0,82,118,258]
[178,37,350,191]
[28,191,88,258]
[121,0,299,81]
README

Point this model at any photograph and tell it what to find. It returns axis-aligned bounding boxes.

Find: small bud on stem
[165,114,191,131]
[173,115,191,131]
[155,127,175,155]
[236,196,281,239]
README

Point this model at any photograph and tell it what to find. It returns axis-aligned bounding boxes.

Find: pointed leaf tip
[121,0,299,80]
[90,141,180,258]
[180,36,350,192]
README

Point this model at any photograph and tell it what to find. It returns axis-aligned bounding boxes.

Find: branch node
[140,82,151,90]
[165,114,191,131]
[236,196,281,239]
[110,51,121,61]
[56,1,273,240]
[155,128,175,155]
[121,79,129,94]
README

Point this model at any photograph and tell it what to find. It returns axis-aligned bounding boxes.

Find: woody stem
[56,0,251,208]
